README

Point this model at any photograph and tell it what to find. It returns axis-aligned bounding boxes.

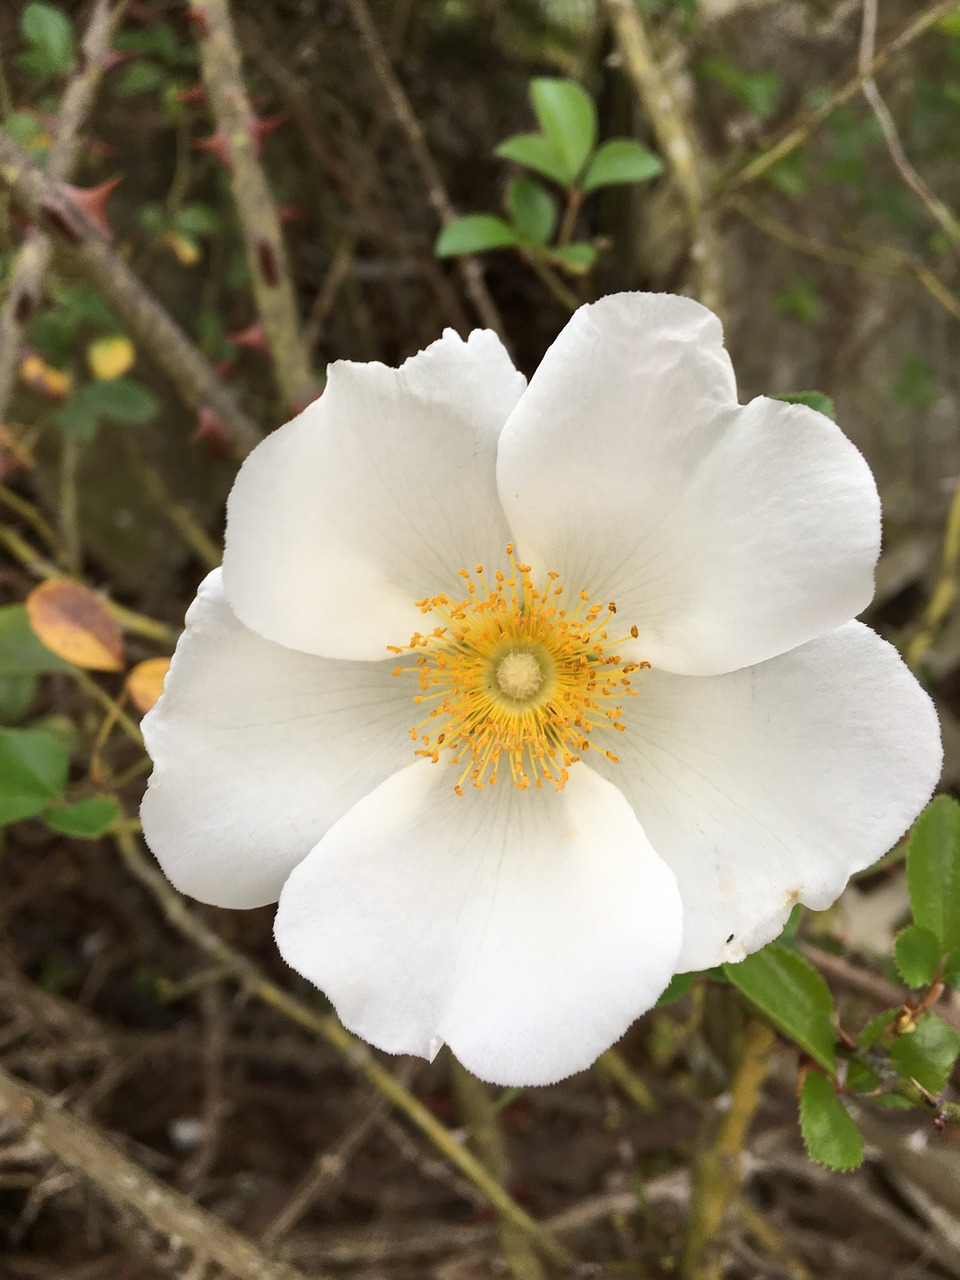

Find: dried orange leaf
[26,580,124,672]
[87,335,135,381]
[126,657,170,714]
[20,352,71,400]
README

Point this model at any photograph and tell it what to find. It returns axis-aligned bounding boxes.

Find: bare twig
[190,0,316,410]
[452,1062,547,1280]
[112,826,574,1270]
[723,1,958,193]
[681,1019,776,1280]
[0,1065,316,1280]
[0,0,127,421]
[859,0,960,245]
[0,134,261,455]
[340,0,509,341]
[601,0,723,312]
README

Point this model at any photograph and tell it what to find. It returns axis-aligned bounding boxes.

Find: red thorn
[252,113,286,152]
[176,83,206,104]
[192,407,232,457]
[65,175,121,240]
[213,355,235,379]
[227,321,270,356]
[186,8,211,35]
[100,50,130,71]
[0,450,25,483]
[193,128,231,169]
[277,204,304,223]
[127,1,152,19]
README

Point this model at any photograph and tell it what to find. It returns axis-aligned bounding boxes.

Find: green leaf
[44,795,119,838]
[19,3,75,77]
[723,943,837,1070]
[858,1007,898,1049]
[656,971,696,1006]
[775,277,822,325]
[844,1060,880,1093]
[944,947,960,989]
[0,674,38,724]
[0,605,69,674]
[0,726,69,825]
[550,242,598,274]
[495,133,570,186]
[775,391,837,421]
[799,1073,865,1171]
[506,177,557,245]
[175,203,219,235]
[890,1013,960,1094]
[581,138,664,193]
[907,796,960,952]
[81,378,160,425]
[436,215,520,257]
[117,61,168,96]
[2,111,45,147]
[530,78,597,184]
[699,57,782,121]
[55,396,100,442]
[894,924,944,988]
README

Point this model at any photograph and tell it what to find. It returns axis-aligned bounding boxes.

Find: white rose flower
[141,292,941,1086]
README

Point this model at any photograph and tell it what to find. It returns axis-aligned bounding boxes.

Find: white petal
[589,622,941,971]
[274,760,682,1086]
[223,330,526,661]
[497,293,880,674]
[141,570,421,909]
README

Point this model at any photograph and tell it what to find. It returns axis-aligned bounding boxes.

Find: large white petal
[274,760,682,1086]
[141,570,421,909]
[223,330,526,661]
[497,293,880,675]
[588,622,941,971]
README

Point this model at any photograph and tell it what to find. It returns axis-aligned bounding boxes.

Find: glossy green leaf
[799,1073,864,1171]
[774,391,836,421]
[944,947,960,989]
[494,133,570,186]
[506,177,557,245]
[82,378,160,425]
[436,215,520,257]
[723,943,837,1070]
[907,795,960,952]
[890,1013,960,1094]
[0,726,69,825]
[581,138,664,193]
[44,795,119,838]
[550,242,597,274]
[20,3,75,77]
[0,605,70,675]
[530,78,597,183]
[894,924,944,988]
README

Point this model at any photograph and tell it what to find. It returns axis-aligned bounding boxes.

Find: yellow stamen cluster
[388,544,649,794]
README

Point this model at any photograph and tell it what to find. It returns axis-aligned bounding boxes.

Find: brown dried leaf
[26,580,124,671]
[126,657,170,714]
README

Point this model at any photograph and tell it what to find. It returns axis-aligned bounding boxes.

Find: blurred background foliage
[2,1,960,1277]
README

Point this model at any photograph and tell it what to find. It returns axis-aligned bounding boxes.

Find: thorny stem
[0,0,127,424]
[0,134,261,456]
[190,0,316,411]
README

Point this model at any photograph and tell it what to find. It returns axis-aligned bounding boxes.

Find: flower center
[388,544,649,795]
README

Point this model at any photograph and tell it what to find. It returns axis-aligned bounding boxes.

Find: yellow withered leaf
[87,335,135,381]
[163,231,201,265]
[20,352,71,399]
[126,657,170,714]
[26,580,125,672]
